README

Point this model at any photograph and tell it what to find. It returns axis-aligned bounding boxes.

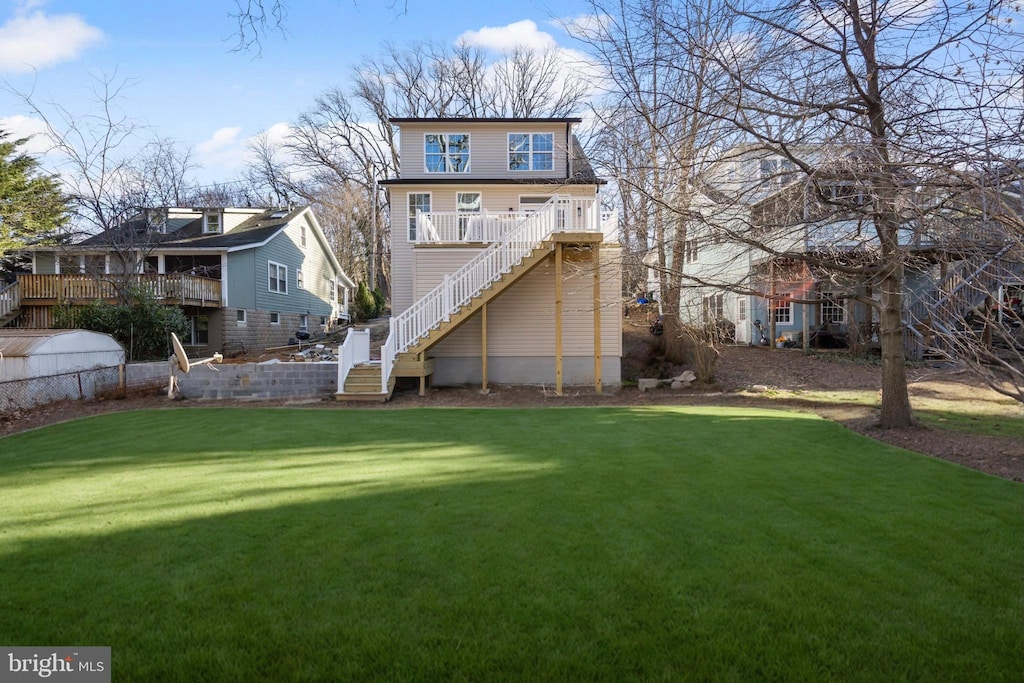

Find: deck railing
[0,280,20,322]
[17,273,222,306]
[415,197,618,244]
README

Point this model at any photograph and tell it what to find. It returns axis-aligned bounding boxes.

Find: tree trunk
[878,267,913,428]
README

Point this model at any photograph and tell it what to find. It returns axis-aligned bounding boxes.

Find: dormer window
[203,211,222,234]
[425,134,470,173]
[509,133,553,171]
[147,208,167,233]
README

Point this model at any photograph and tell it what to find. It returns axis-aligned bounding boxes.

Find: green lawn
[1,407,1021,682]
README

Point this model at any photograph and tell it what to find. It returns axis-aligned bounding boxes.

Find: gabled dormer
[203,210,222,234]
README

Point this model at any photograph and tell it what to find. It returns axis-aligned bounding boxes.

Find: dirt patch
[2,325,1021,482]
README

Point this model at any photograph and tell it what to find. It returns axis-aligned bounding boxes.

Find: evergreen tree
[0,129,68,259]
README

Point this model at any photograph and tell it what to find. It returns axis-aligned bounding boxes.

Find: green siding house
[10,206,355,352]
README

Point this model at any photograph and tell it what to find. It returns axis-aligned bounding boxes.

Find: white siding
[391,184,600,314]
[398,121,574,181]
[425,245,622,358]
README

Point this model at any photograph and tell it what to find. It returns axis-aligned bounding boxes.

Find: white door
[735,296,750,344]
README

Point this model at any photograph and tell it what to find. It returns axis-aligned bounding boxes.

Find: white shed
[0,330,125,381]
[0,330,125,411]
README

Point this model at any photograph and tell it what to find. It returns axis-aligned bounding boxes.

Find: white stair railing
[378,196,571,393]
[337,328,371,394]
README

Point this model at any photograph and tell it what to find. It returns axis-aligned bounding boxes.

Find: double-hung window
[203,211,221,234]
[820,292,847,323]
[408,193,431,241]
[703,293,724,322]
[425,134,470,173]
[268,261,288,294]
[684,239,699,264]
[508,133,553,171]
[773,293,792,325]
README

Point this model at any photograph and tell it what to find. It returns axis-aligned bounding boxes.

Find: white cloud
[194,123,299,181]
[0,11,103,74]
[197,126,242,155]
[457,20,557,52]
[260,122,293,148]
[0,114,52,155]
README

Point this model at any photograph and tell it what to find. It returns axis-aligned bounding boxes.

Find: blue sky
[0,0,592,185]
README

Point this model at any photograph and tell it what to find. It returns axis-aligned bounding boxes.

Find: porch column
[555,242,564,395]
[803,300,811,351]
[593,244,602,393]
[220,253,229,307]
[157,254,166,274]
[481,302,489,392]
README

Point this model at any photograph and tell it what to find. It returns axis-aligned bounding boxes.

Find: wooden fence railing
[17,274,222,306]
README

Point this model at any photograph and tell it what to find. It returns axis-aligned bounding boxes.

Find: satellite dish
[171,332,190,373]
[167,332,223,398]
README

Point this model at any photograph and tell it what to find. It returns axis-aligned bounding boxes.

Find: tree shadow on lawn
[0,407,1021,681]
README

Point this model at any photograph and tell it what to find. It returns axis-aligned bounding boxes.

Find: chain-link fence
[0,366,130,412]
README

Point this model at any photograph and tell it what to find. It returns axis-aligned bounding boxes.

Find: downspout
[566,122,572,180]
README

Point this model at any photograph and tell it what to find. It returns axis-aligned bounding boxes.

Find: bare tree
[571,0,742,363]
[8,75,205,298]
[229,1,408,53]
[492,46,592,118]
[247,39,593,297]
[575,0,1021,428]
[698,0,1023,427]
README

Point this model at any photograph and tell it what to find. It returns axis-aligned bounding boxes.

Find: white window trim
[508,132,555,172]
[408,192,432,242]
[236,309,247,326]
[456,191,483,240]
[203,211,222,234]
[270,312,281,325]
[268,261,288,294]
[296,268,304,290]
[773,294,793,325]
[820,292,847,323]
[423,133,471,174]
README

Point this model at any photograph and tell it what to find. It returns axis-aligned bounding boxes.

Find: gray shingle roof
[74,207,304,251]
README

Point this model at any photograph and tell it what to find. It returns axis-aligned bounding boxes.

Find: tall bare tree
[576,0,1021,427]
[8,75,204,298]
[571,0,741,360]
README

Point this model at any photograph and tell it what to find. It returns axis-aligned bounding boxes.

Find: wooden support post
[418,353,427,397]
[803,300,811,351]
[481,302,489,392]
[768,258,777,350]
[555,242,564,395]
[593,244,602,393]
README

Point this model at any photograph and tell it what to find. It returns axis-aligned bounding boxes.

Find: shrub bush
[53,285,189,361]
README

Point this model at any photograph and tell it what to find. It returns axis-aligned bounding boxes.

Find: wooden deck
[17,274,222,308]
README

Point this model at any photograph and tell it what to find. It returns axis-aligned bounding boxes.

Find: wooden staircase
[339,363,396,402]
[402,238,556,358]
[337,196,613,402]
[903,244,1019,360]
